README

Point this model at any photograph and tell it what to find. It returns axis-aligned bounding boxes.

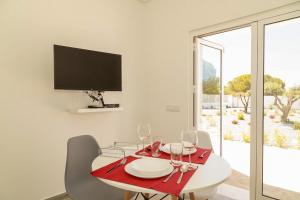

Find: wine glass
[181,130,198,169]
[137,124,151,155]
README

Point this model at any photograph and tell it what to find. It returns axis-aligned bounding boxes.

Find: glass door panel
[194,38,223,155]
[194,27,252,196]
[259,14,300,200]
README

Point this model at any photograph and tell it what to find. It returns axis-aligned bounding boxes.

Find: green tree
[225,74,251,113]
[203,77,220,94]
[264,75,285,96]
[264,75,300,122]
[225,73,300,122]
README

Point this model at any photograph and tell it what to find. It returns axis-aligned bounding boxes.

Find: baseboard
[44,192,68,200]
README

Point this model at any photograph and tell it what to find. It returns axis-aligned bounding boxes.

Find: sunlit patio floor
[220,140,300,199]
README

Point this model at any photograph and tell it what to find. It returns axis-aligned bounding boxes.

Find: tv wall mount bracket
[86,90,105,108]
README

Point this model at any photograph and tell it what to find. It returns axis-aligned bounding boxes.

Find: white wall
[0,0,146,199]
[1,0,299,199]
[143,0,299,142]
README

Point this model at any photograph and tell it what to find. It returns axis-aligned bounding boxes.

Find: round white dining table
[92,153,231,199]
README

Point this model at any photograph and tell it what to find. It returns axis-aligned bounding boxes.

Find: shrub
[237,112,245,120]
[293,122,300,130]
[274,129,287,148]
[232,120,239,125]
[274,119,281,123]
[224,132,233,141]
[208,117,217,127]
[264,133,270,145]
[297,132,300,150]
[264,111,267,116]
[290,109,296,114]
[269,114,275,119]
[242,133,250,143]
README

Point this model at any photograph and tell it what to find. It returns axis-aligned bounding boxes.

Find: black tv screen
[54,45,122,91]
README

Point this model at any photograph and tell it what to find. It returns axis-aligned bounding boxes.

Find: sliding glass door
[194,27,252,194]
[192,6,300,200]
[256,11,300,200]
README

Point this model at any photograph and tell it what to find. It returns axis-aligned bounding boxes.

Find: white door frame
[193,38,224,155]
[256,10,300,200]
[188,2,300,200]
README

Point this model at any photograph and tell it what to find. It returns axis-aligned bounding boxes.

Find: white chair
[195,130,218,200]
[197,130,214,150]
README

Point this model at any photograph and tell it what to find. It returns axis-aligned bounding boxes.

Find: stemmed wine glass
[137,124,151,155]
[181,130,198,169]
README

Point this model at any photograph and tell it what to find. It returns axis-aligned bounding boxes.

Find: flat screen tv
[54,45,122,91]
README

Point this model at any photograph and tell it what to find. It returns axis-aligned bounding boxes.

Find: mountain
[203,61,216,80]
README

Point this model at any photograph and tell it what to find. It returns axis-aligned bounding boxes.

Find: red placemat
[91,156,197,196]
[135,146,212,165]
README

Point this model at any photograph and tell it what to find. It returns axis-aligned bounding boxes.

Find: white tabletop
[92,154,231,194]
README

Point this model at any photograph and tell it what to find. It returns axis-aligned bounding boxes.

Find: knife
[199,150,208,159]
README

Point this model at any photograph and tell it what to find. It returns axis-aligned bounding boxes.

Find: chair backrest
[197,130,214,150]
[65,135,100,193]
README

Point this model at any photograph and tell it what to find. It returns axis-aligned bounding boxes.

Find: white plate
[125,158,173,179]
[160,143,197,156]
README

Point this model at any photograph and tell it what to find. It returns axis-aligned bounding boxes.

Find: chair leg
[188,192,196,200]
[124,191,131,200]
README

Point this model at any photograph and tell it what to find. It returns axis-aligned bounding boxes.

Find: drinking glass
[151,136,162,157]
[137,124,151,155]
[181,130,198,169]
[170,143,183,166]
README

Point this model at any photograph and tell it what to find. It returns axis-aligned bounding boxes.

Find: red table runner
[91,156,197,196]
[135,146,212,165]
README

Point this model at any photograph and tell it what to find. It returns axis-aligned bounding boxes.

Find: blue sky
[202,17,300,88]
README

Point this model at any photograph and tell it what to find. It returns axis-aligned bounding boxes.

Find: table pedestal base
[124,191,131,200]
[188,192,196,200]
[124,191,197,200]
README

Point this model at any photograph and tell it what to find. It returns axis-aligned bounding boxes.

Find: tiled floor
[226,170,300,200]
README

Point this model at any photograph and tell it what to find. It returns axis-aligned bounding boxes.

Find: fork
[106,157,127,174]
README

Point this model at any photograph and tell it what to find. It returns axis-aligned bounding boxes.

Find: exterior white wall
[0,0,146,199]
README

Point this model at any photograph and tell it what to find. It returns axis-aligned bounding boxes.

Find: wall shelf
[70,107,123,114]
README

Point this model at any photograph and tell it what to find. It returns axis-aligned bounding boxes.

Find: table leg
[189,192,196,200]
[144,193,150,199]
[124,191,131,200]
[171,195,178,200]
